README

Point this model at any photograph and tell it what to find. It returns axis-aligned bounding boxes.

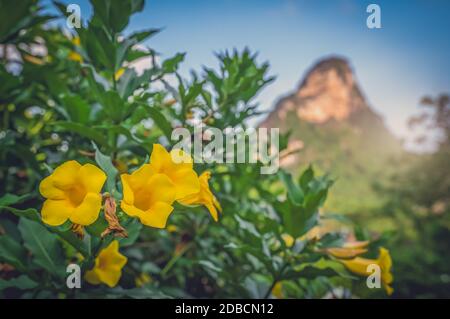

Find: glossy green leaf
[0,235,27,271]
[0,275,38,291]
[18,218,65,277]
[93,142,118,194]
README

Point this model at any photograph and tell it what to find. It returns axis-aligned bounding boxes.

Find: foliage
[371,95,450,298]
[0,0,391,299]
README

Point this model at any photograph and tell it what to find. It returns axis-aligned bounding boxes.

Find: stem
[160,242,193,279]
[263,238,297,299]
[263,262,289,299]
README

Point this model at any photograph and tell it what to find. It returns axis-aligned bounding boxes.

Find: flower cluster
[39,144,221,229]
[39,144,221,287]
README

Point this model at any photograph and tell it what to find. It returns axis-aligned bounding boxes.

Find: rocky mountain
[260,57,404,214]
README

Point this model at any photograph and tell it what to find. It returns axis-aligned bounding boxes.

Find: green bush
[0,0,393,299]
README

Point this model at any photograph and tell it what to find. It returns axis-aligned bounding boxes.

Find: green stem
[263,262,289,299]
[263,238,296,299]
[160,242,193,279]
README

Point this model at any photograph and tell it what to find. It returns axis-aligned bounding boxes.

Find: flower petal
[169,148,193,169]
[100,241,128,269]
[171,168,200,199]
[95,241,127,287]
[340,257,374,276]
[41,199,72,226]
[150,144,173,172]
[85,269,101,285]
[327,247,368,258]
[205,202,219,221]
[140,202,174,228]
[70,192,102,225]
[39,175,65,200]
[120,174,134,205]
[121,201,145,218]
[383,283,394,296]
[128,164,155,191]
[147,173,176,205]
[78,164,106,193]
[51,160,81,190]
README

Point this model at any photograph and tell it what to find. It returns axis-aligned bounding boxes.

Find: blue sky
[45,0,450,148]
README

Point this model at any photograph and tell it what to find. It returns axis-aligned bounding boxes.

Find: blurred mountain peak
[264,56,368,125]
[260,56,403,212]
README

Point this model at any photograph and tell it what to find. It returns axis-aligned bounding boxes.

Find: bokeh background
[2,0,450,298]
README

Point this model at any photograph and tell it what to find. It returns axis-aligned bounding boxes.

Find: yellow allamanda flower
[68,36,83,62]
[68,51,83,62]
[85,240,127,288]
[39,160,106,226]
[72,36,80,46]
[149,144,200,200]
[23,54,46,65]
[178,171,222,221]
[281,226,322,247]
[271,281,284,299]
[326,240,369,259]
[120,163,177,228]
[339,247,394,295]
[135,272,152,287]
[114,68,125,81]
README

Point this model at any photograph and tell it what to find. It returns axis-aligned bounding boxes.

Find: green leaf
[0,206,40,222]
[93,142,118,194]
[52,121,109,147]
[198,260,222,273]
[0,275,38,291]
[292,258,354,279]
[119,218,142,247]
[0,193,30,206]
[85,212,108,237]
[128,28,160,43]
[94,124,144,145]
[146,106,173,140]
[0,206,88,257]
[274,200,318,238]
[299,165,314,191]
[244,274,271,299]
[61,95,91,124]
[234,215,260,238]
[0,235,27,271]
[102,90,125,122]
[162,53,185,73]
[278,170,304,205]
[18,218,65,277]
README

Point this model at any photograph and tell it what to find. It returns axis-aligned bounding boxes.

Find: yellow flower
[149,144,200,200]
[167,224,178,233]
[281,226,323,247]
[135,273,152,287]
[68,51,83,63]
[326,240,369,258]
[85,240,127,288]
[120,163,176,228]
[72,36,80,46]
[339,247,394,295]
[281,233,295,247]
[68,36,83,62]
[39,160,106,226]
[178,171,222,221]
[271,281,284,298]
[23,54,45,65]
[114,68,125,81]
